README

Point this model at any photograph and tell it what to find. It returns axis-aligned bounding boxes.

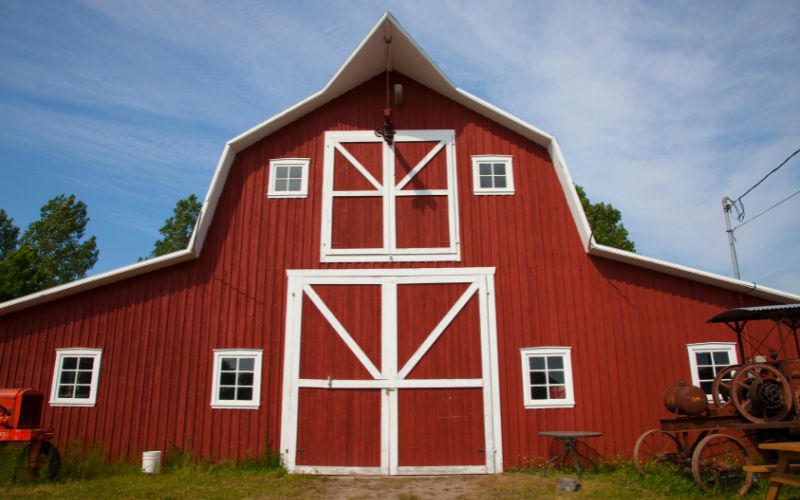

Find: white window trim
[520,346,575,409]
[49,348,103,407]
[268,158,310,198]
[471,155,515,195]
[320,130,460,262]
[211,349,263,409]
[686,342,738,401]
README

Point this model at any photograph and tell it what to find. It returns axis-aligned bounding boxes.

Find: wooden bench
[755,442,800,500]
[743,463,800,473]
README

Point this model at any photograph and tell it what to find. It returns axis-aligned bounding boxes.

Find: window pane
[78,357,94,370]
[219,387,235,400]
[60,370,76,384]
[549,386,566,399]
[700,381,713,394]
[493,163,506,176]
[62,357,78,370]
[547,356,564,369]
[220,372,236,385]
[289,166,303,179]
[237,387,253,401]
[713,352,730,365]
[77,371,93,384]
[530,371,546,385]
[529,356,545,370]
[221,358,237,371]
[479,163,492,176]
[696,352,712,365]
[74,385,91,398]
[479,176,493,188]
[494,176,507,188]
[238,373,254,386]
[239,358,254,371]
[549,370,565,384]
[274,179,288,191]
[288,179,301,191]
[275,166,288,179]
[531,387,548,400]
[58,385,74,398]
[698,367,715,380]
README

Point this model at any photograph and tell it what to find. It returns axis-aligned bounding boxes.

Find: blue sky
[1,1,798,295]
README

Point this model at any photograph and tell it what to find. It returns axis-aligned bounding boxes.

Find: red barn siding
[0,71,780,467]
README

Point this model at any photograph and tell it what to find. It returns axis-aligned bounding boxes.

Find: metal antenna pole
[722,196,741,279]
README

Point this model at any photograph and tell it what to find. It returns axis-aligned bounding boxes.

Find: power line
[737,147,800,201]
[734,187,800,230]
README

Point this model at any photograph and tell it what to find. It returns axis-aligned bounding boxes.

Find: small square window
[49,348,102,407]
[687,343,738,402]
[211,349,263,409]
[472,156,514,195]
[268,158,310,198]
[521,347,574,409]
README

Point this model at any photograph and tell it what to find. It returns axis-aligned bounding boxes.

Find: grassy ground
[0,444,789,499]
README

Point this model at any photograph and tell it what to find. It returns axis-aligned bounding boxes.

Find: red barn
[1,13,798,474]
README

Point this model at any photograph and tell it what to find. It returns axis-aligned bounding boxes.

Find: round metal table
[538,431,603,477]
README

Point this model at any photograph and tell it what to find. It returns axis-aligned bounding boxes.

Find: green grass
[0,447,793,499]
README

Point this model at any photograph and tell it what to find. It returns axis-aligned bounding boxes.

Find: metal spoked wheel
[633,428,687,475]
[731,363,792,423]
[691,433,754,495]
[711,365,740,414]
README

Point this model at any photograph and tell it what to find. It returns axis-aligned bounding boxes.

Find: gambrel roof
[1,12,797,316]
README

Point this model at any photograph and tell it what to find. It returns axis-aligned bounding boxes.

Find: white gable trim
[1,12,798,316]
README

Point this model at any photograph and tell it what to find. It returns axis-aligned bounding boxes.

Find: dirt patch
[312,473,623,499]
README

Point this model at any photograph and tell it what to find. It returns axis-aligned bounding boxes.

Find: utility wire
[730,146,800,221]
[737,147,800,201]
[734,187,800,230]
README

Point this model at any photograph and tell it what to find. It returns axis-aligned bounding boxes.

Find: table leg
[767,455,790,500]
[543,441,569,477]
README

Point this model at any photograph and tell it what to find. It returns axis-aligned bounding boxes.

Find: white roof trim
[2,12,798,317]
[0,249,195,315]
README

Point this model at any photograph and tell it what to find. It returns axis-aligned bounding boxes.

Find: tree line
[0,187,633,302]
[0,194,201,302]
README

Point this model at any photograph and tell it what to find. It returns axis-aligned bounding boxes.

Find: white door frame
[279,267,503,475]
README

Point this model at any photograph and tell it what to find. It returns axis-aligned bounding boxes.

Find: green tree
[18,194,99,287]
[0,195,98,301]
[0,245,51,302]
[0,208,19,260]
[148,194,202,258]
[576,185,636,252]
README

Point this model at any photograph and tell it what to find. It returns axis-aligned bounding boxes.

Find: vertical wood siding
[0,71,778,467]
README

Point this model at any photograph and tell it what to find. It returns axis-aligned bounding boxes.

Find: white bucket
[142,450,162,474]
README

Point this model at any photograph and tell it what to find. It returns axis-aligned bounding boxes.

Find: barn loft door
[280,268,502,475]
[320,130,460,262]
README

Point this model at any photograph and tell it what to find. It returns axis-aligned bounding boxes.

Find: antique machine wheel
[633,428,687,475]
[731,363,792,423]
[30,440,61,480]
[691,433,754,495]
[711,365,740,413]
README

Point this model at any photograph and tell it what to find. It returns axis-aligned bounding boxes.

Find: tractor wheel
[26,441,61,481]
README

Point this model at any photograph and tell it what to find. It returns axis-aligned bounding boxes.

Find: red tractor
[0,388,60,479]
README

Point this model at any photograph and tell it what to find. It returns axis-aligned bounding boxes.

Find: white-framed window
[268,158,310,198]
[49,348,103,407]
[211,349,263,409]
[687,342,738,400]
[520,347,575,409]
[471,155,514,195]
[320,130,460,262]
